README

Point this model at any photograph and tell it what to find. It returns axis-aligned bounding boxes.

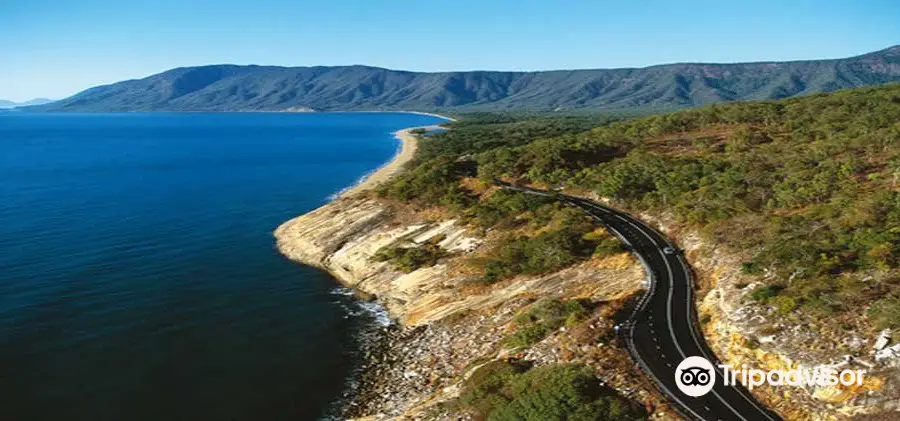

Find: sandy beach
[338,124,446,198]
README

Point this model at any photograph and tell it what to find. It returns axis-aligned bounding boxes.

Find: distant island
[31,45,900,113]
[0,98,55,109]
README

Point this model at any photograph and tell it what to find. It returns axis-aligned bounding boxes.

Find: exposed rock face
[275,196,486,326]
[274,196,674,419]
[276,196,640,326]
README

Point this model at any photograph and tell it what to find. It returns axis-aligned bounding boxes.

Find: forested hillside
[36,45,900,112]
[380,82,900,328]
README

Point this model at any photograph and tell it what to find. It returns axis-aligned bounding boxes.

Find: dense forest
[379,83,900,329]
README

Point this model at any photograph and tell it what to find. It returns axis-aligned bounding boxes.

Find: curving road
[504,185,781,421]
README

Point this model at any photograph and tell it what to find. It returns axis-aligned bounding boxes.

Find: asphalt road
[504,185,782,421]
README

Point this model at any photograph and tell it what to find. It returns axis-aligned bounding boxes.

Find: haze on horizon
[1,0,898,102]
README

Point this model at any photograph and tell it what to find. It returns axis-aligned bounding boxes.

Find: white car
[663,246,677,255]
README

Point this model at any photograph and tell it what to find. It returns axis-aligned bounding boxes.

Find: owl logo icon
[681,366,711,386]
[675,356,716,397]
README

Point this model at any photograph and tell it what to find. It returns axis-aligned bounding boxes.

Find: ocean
[0,112,447,420]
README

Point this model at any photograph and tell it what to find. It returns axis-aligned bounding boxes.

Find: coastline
[337,119,450,199]
[276,112,484,418]
[272,195,652,419]
[272,111,659,419]
[387,110,457,121]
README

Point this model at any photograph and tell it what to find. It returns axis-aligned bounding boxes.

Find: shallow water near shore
[0,112,445,420]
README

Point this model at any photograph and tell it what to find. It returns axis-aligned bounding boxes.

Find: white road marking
[506,187,776,421]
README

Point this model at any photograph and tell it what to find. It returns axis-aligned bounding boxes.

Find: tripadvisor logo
[675,356,716,397]
[674,356,866,397]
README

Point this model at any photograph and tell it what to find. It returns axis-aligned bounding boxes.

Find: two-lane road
[504,185,781,421]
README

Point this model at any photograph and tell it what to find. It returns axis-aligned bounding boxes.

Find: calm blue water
[0,112,446,421]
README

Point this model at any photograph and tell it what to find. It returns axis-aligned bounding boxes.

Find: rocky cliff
[274,195,678,419]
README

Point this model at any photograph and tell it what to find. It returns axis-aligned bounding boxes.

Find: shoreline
[337,117,452,198]
[336,126,426,198]
[381,110,458,122]
[276,112,456,418]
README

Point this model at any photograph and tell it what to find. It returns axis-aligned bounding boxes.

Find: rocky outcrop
[275,196,486,326]
[276,196,640,326]
[274,196,673,419]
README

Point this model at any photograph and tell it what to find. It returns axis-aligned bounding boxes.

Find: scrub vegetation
[455,361,646,421]
[379,82,900,328]
[374,236,449,273]
[502,298,591,348]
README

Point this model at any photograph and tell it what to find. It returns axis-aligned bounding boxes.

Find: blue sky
[1,0,898,101]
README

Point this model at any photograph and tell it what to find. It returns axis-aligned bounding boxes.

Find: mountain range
[33,45,900,113]
[0,98,55,109]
